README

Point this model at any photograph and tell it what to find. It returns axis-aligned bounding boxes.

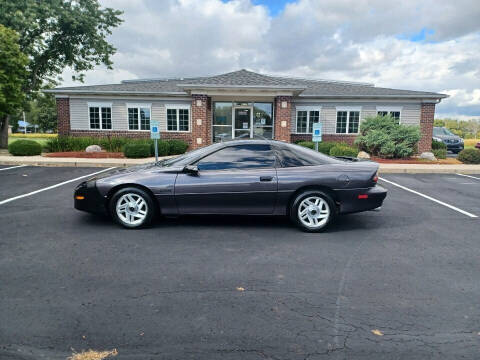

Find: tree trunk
[0,115,9,149]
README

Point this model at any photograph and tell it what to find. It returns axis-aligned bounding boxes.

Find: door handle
[260,176,274,182]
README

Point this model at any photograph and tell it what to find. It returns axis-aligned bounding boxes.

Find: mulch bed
[44,151,125,158]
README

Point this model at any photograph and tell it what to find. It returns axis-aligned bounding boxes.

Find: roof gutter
[298,94,449,99]
[43,89,189,96]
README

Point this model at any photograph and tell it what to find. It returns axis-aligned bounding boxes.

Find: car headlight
[432,137,443,142]
[459,138,464,143]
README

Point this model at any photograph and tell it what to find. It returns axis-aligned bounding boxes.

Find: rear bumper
[74,181,107,214]
[337,185,387,214]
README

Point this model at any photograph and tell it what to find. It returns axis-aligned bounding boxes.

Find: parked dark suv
[432,127,464,153]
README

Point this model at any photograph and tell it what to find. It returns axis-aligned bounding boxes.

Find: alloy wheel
[116,193,148,226]
[297,196,330,229]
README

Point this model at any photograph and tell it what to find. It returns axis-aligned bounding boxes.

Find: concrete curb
[379,164,480,174]
[0,155,157,168]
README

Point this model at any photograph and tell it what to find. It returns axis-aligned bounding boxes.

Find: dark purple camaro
[74,139,387,232]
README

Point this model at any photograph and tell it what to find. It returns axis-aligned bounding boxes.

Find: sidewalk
[0,154,158,167]
[1,154,480,173]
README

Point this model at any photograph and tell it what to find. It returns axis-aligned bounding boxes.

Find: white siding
[291,101,422,134]
[69,97,191,131]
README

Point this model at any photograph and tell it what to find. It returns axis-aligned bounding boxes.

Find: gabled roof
[46,69,448,99]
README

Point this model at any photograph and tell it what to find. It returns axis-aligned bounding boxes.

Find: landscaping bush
[355,115,421,158]
[297,141,314,150]
[168,139,188,155]
[457,148,480,164]
[329,144,358,157]
[8,139,42,156]
[432,148,447,159]
[432,139,447,150]
[123,143,151,158]
[318,141,341,155]
[154,140,170,156]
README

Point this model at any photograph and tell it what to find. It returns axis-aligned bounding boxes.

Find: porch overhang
[179,84,305,97]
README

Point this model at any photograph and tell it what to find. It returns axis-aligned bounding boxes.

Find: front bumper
[446,143,464,152]
[337,185,387,214]
[74,181,107,214]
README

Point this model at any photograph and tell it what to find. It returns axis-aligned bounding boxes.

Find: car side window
[197,144,276,171]
[278,146,327,167]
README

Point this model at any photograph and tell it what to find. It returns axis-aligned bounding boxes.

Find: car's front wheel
[291,190,335,232]
[109,187,155,229]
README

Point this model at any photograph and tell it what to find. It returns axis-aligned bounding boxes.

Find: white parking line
[379,176,478,218]
[0,167,116,205]
[0,165,27,172]
[457,173,480,180]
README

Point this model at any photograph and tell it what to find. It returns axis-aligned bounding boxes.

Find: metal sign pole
[315,141,318,152]
[154,138,158,163]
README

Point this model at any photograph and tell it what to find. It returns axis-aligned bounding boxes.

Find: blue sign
[150,120,160,139]
[312,122,322,142]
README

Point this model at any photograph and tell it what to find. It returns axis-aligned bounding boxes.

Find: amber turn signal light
[75,195,85,200]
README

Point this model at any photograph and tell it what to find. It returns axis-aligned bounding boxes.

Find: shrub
[8,139,42,156]
[329,144,358,157]
[317,141,339,155]
[432,148,447,159]
[457,149,480,164]
[355,115,421,158]
[123,143,151,158]
[297,141,314,149]
[432,139,447,150]
[168,139,188,155]
[151,140,170,156]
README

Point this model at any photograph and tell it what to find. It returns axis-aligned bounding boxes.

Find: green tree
[0,24,28,147]
[0,0,123,147]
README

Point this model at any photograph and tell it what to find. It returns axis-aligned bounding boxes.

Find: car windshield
[433,127,455,136]
[159,143,223,167]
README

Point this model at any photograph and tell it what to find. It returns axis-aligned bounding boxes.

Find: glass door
[233,107,252,139]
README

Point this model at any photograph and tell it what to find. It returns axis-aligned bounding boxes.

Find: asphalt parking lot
[1,165,480,359]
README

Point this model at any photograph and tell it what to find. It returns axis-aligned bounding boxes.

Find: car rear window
[277,144,333,167]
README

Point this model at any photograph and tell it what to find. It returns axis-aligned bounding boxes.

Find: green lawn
[8,137,49,147]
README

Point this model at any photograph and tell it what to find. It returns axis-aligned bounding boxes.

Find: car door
[174,143,278,214]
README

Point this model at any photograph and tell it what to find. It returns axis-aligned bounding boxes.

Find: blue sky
[71,0,480,119]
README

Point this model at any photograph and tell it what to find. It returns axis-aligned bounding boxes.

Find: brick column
[56,97,70,136]
[191,94,211,149]
[274,96,292,142]
[418,103,435,153]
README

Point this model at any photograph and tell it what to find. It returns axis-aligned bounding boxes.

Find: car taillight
[373,172,378,183]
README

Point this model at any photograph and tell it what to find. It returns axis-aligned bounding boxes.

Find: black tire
[109,187,155,229]
[290,190,336,232]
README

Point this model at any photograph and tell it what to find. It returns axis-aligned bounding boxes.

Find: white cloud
[59,0,480,118]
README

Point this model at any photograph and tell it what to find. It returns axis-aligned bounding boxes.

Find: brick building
[47,69,447,152]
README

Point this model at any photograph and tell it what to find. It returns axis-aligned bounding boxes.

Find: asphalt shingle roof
[50,69,447,98]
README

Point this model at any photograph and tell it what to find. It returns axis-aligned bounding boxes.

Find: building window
[89,103,112,130]
[296,107,321,134]
[166,105,190,132]
[377,107,401,123]
[127,104,151,130]
[336,109,360,134]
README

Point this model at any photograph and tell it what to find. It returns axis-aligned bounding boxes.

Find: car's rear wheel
[109,187,155,229]
[291,190,335,232]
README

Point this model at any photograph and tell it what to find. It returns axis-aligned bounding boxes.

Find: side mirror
[184,164,199,175]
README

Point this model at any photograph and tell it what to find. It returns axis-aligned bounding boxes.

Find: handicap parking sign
[150,120,160,139]
[312,123,322,142]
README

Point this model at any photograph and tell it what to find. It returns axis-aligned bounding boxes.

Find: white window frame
[335,106,361,134]
[376,106,402,123]
[126,103,152,131]
[295,106,322,134]
[88,102,113,130]
[165,104,191,133]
